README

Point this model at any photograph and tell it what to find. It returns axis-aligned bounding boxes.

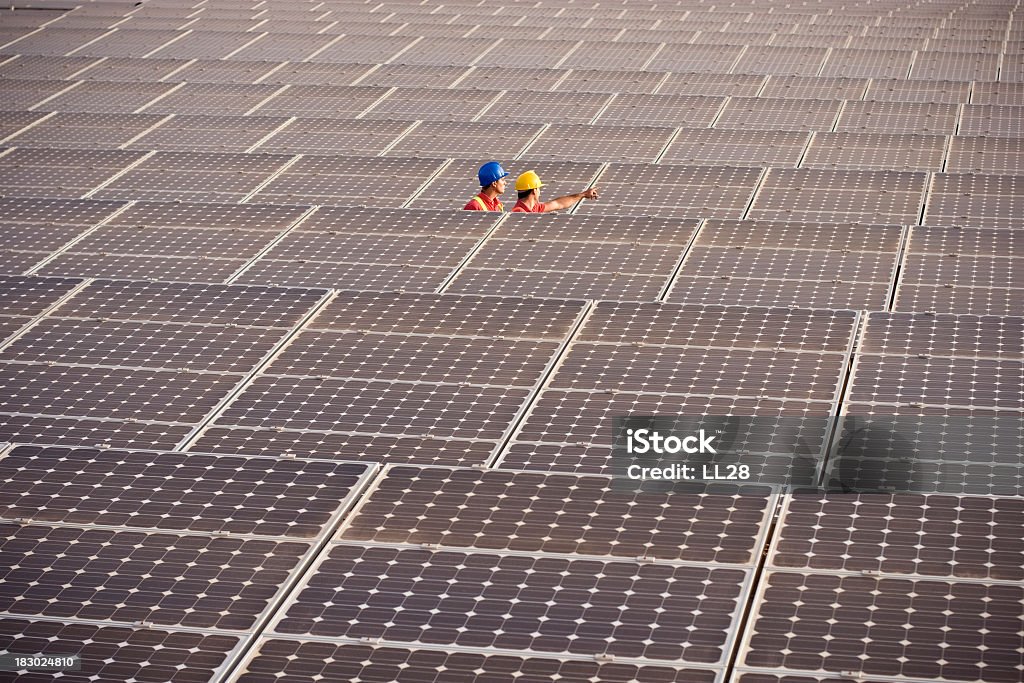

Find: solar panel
[864,78,972,104]
[553,69,666,95]
[472,38,578,68]
[657,72,766,97]
[0,148,147,199]
[860,312,1024,359]
[802,132,947,171]
[893,284,1024,316]
[908,226,1022,258]
[714,97,842,132]
[0,414,193,450]
[6,112,168,150]
[0,55,100,80]
[445,269,672,302]
[140,82,287,116]
[341,465,774,563]
[680,248,897,285]
[308,290,585,339]
[0,523,311,630]
[660,129,810,167]
[236,640,720,683]
[253,61,375,86]
[594,94,724,127]
[36,253,245,282]
[0,445,374,539]
[383,121,542,159]
[258,232,477,267]
[125,114,291,153]
[0,275,82,316]
[453,66,573,91]
[249,85,392,118]
[819,48,916,79]
[738,571,1024,682]
[462,239,683,274]
[354,64,468,88]
[0,618,243,683]
[768,492,1024,581]
[836,101,959,135]
[234,260,454,291]
[496,214,698,244]
[72,56,190,82]
[51,279,326,328]
[477,91,614,125]
[270,543,749,665]
[191,428,498,466]
[759,76,867,100]
[159,58,281,84]
[646,44,746,73]
[697,219,903,252]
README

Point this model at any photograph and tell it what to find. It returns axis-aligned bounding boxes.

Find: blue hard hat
[478,161,509,187]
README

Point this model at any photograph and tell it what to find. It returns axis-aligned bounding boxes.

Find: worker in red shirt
[511,170,599,213]
[463,161,509,211]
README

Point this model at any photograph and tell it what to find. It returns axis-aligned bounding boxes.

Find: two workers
[464,161,599,213]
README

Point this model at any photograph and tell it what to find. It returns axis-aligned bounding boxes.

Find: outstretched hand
[581,186,599,200]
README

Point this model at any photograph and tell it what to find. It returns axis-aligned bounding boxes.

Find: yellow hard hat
[515,170,544,191]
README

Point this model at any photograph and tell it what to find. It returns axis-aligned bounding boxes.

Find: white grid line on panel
[383,35,423,64]
[303,33,346,62]
[708,96,732,128]
[63,29,118,57]
[435,212,509,294]
[374,120,422,156]
[567,161,609,215]
[66,56,108,80]
[355,86,398,119]
[26,80,83,111]
[470,90,507,122]
[885,226,913,312]
[221,33,268,60]
[246,117,298,153]
[80,152,155,199]
[225,205,317,284]
[547,68,574,92]
[795,131,816,168]
[242,84,292,116]
[239,154,303,204]
[117,113,175,150]
[158,59,197,82]
[140,30,195,59]
[348,64,383,86]
[513,122,550,159]
[649,71,673,94]
[400,157,455,208]
[639,42,666,70]
[551,41,584,69]
[174,289,337,451]
[0,111,55,145]
[24,201,137,276]
[133,81,186,113]
[739,167,770,220]
[658,218,706,301]
[652,126,684,164]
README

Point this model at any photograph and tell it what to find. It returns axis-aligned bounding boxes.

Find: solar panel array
[1,0,1022,682]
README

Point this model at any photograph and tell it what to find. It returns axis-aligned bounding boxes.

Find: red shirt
[463,193,504,211]
[511,200,547,213]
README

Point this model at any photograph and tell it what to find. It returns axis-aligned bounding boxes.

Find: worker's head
[515,170,543,200]
[478,161,509,192]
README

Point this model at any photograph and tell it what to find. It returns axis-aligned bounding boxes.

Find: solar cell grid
[861,312,1024,359]
[52,279,325,328]
[465,238,683,275]
[660,129,810,167]
[0,251,47,275]
[140,82,286,116]
[646,44,745,73]
[549,344,846,402]
[145,30,269,60]
[909,226,1022,258]
[0,618,242,683]
[303,35,415,64]
[253,61,375,86]
[847,355,1024,410]
[362,87,499,121]
[769,493,1024,581]
[732,46,829,77]
[714,97,842,132]
[272,543,748,664]
[125,114,291,152]
[214,375,531,439]
[308,290,584,339]
[681,247,897,284]
[0,222,88,252]
[266,330,559,386]
[451,66,568,91]
[258,231,477,267]
[254,117,412,155]
[69,29,183,59]
[384,120,542,159]
[739,571,1024,683]
[237,640,718,683]
[657,72,766,97]
[0,111,49,139]
[0,445,372,538]
[192,428,497,466]
[894,284,1024,317]
[553,69,666,95]
[759,76,867,100]
[226,33,337,62]
[0,523,310,631]
[0,362,241,421]
[0,28,111,56]
[0,56,101,80]
[0,275,82,316]
[900,253,1023,290]
[818,48,916,79]
[697,220,902,252]
[7,112,170,150]
[594,94,724,127]
[248,84,391,118]
[340,465,774,564]
[353,64,468,88]
[37,252,246,282]
[958,104,1024,137]
[558,41,660,70]
[0,414,192,451]
[473,39,579,69]
[478,91,613,124]
[837,100,959,135]
[233,259,453,291]
[496,213,698,244]
[1,318,285,372]
[71,56,189,82]
[577,302,858,352]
